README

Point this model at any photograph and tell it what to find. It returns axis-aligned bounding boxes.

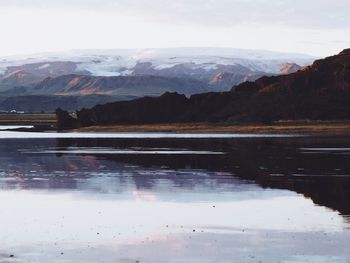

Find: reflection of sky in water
[0,125,33,130]
[0,189,349,263]
[22,146,226,155]
[0,132,349,262]
[0,130,300,139]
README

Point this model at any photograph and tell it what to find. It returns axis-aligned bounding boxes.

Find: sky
[0,0,349,57]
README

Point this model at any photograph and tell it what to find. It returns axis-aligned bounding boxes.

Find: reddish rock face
[209,71,267,91]
[34,74,210,96]
[279,63,301,74]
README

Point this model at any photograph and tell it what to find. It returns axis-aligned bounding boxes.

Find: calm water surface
[0,128,349,263]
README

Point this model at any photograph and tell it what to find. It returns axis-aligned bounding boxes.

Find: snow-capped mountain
[0,47,314,78]
[0,48,316,112]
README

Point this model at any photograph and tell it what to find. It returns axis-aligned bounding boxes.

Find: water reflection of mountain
[56,137,350,216]
[1,137,350,215]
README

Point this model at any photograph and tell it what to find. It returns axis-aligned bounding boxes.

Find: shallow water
[0,125,33,130]
[0,130,349,262]
[0,130,301,139]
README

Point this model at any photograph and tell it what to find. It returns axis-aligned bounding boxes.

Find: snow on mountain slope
[0,48,315,77]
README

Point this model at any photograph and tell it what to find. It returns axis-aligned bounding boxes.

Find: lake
[0,128,349,263]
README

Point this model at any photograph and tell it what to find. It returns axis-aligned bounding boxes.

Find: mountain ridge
[35,74,212,96]
[0,48,315,93]
[55,49,350,129]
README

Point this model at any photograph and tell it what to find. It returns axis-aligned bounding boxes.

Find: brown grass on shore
[1,113,350,136]
[0,114,56,125]
[75,122,350,136]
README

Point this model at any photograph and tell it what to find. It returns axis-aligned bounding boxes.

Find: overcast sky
[0,0,349,57]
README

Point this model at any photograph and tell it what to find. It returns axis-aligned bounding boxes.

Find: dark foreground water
[0,129,349,263]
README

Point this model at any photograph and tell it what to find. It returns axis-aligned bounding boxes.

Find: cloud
[0,0,349,57]
[1,0,350,29]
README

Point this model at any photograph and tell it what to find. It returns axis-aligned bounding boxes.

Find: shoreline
[0,113,56,126]
[1,113,350,136]
[73,122,350,136]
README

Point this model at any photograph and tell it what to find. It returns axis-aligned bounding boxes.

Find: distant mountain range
[56,49,350,128]
[0,48,313,112]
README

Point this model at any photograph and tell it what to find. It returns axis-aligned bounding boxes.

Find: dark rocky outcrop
[76,92,189,126]
[56,49,350,128]
[55,108,78,130]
